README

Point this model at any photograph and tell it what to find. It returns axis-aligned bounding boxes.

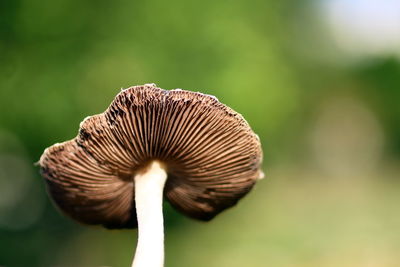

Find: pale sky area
[319,0,400,59]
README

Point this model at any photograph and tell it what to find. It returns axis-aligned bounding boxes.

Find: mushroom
[38,84,263,267]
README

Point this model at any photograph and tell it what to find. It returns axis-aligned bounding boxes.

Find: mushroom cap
[39,84,263,229]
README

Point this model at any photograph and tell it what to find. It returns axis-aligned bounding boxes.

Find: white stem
[132,161,167,267]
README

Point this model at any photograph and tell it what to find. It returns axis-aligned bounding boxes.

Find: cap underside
[39,84,263,229]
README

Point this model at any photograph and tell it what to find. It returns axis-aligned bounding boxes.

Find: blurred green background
[1,0,400,266]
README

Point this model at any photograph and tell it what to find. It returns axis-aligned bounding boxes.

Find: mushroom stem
[132,161,167,267]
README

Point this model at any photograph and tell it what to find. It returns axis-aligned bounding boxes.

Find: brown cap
[39,84,263,229]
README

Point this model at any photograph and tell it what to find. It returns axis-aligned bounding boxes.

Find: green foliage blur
[1,0,400,266]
